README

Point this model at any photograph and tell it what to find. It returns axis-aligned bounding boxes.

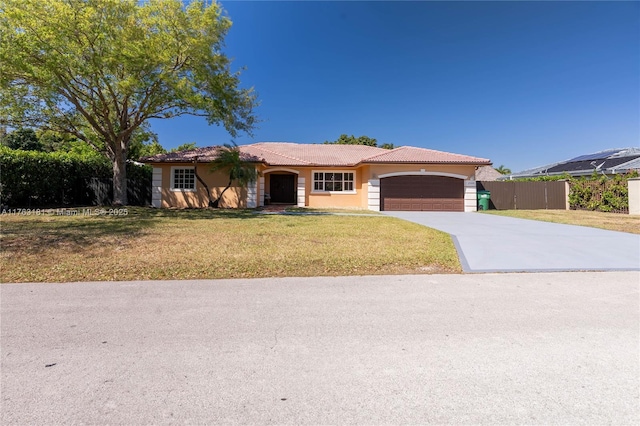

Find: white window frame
[170,166,197,192]
[311,170,356,194]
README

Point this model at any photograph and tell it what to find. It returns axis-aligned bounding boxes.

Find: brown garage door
[381,175,464,211]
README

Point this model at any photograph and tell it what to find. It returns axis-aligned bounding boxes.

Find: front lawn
[482,209,640,235]
[0,208,461,283]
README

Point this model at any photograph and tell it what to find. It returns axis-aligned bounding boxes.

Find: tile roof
[142,142,491,166]
[141,146,261,163]
[475,166,504,181]
[240,142,385,166]
[363,146,491,164]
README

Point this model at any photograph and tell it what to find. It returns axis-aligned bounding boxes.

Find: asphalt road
[2,272,639,425]
[383,212,640,272]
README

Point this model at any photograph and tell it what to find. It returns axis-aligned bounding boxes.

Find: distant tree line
[323,134,395,149]
[0,126,201,159]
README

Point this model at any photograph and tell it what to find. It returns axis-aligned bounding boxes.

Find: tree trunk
[193,159,215,207]
[112,144,128,206]
[212,180,232,208]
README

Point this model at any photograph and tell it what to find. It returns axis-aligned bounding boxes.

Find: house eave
[361,160,492,166]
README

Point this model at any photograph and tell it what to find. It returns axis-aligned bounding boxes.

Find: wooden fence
[88,177,151,207]
[477,181,568,210]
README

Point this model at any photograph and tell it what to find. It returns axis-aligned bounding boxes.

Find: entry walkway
[384,212,640,272]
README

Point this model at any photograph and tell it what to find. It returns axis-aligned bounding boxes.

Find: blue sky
[150,0,639,173]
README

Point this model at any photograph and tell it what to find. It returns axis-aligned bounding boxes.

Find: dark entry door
[270,174,296,203]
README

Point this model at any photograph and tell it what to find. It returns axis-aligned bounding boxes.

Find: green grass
[1,207,460,282]
[482,209,640,234]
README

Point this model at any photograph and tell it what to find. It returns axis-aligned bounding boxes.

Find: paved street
[2,272,639,425]
[384,212,640,272]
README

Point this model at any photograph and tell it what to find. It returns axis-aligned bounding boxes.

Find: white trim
[464,180,477,212]
[310,191,357,195]
[311,170,356,193]
[247,180,258,208]
[263,167,300,175]
[297,177,306,207]
[152,167,162,208]
[259,177,265,207]
[628,178,640,215]
[170,166,197,192]
[368,179,380,211]
[378,171,469,180]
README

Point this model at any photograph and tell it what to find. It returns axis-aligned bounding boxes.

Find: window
[171,167,196,191]
[313,171,355,192]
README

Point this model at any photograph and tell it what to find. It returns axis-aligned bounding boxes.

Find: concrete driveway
[384,212,640,272]
[2,273,639,425]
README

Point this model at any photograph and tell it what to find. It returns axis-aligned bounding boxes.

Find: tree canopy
[0,0,257,205]
[1,125,164,160]
[1,127,42,151]
[324,134,394,149]
[172,142,198,153]
[324,134,377,147]
[495,165,512,175]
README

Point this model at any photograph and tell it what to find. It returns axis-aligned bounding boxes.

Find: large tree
[0,0,256,205]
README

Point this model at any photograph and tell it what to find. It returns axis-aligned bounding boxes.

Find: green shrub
[568,172,638,213]
[0,146,151,207]
[513,173,572,182]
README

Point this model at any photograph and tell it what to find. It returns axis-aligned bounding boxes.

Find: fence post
[629,178,640,215]
[563,180,570,210]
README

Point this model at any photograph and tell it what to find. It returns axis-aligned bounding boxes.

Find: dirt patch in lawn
[1,208,461,282]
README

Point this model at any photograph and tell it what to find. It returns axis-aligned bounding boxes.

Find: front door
[269,174,296,204]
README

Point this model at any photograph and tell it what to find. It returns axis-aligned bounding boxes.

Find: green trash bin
[477,190,490,211]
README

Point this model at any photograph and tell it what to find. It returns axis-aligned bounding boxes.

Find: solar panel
[568,149,622,162]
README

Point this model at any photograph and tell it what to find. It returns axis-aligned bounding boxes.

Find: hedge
[0,147,151,207]
[568,172,638,213]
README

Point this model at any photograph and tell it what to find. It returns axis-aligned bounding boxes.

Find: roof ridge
[245,143,312,165]
[362,145,489,163]
[362,145,408,161]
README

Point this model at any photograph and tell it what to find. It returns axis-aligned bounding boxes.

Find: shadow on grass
[125,207,261,220]
[0,207,264,255]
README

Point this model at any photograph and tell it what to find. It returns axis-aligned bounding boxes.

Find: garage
[380,175,464,211]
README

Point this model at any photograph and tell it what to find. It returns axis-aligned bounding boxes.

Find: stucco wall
[368,163,477,180]
[157,163,248,209]
[629,178,640,215]
[153,162,482,209]
[260,167,369,209]
[306,166,367,208]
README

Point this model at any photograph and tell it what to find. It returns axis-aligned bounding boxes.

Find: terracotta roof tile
[475,166,504,181]
[363,146,491,164]
[241,142,385,166]
[141,146,261,163]
[142,142,491,166]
